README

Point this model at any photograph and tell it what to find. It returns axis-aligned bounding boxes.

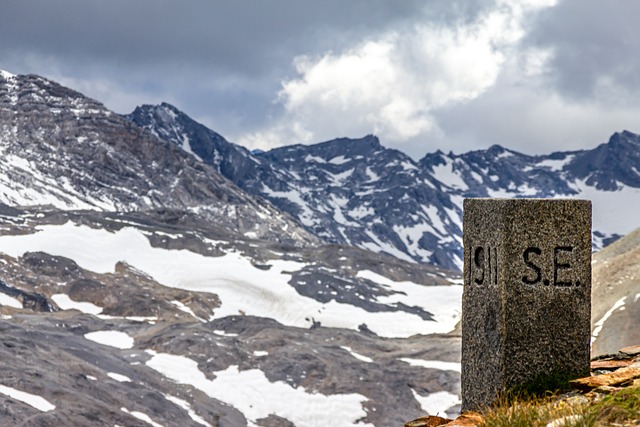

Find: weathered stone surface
[404,412,484,427]
[620,345,640,356]
[462,199,592,411]
[591,359,634,370]
[570,366,640,391]
[443,412,483,427]
[405,415,452,427]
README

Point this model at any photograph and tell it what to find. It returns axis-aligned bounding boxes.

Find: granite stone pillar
[461,198,592,411]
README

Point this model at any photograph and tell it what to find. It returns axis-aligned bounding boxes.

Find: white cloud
[238,0,559,155]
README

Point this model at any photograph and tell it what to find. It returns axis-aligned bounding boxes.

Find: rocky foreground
[405,345,640,427]
[0,207,462,426]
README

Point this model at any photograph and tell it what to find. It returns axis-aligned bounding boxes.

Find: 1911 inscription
[467,245,498,286]
[522,245,578,286]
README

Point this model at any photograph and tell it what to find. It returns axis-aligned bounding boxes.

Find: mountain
[128,103,640,270]
[0,71,465,426]
[590,225,640,357]
[0,71,315,246]
[1,70,638,426]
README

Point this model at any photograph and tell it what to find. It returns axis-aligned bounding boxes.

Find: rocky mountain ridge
[0,71,316,246]
[129,103,640,270]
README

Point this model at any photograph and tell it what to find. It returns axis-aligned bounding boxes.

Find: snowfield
[146,351,374,427]
[0,221,462,338]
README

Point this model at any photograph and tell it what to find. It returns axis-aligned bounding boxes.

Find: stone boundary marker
[461,198,592,411]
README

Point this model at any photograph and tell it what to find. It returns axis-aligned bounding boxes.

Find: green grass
[594,386,640,425]
[479,386,640,427]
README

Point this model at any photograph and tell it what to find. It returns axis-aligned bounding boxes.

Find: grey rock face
[0,73,317,246]
[461,199,592,411]
[127,104,462,269]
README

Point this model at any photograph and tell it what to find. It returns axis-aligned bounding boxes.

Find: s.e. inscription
[522,245,579,286]
[467,245,498,286]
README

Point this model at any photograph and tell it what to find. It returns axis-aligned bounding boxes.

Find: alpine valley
[0,70,638,427]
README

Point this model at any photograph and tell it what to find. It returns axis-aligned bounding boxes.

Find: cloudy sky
[2,0,639,158]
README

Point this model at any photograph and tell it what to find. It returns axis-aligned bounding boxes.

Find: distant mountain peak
[609,130,640,146]
[264,135,384,164]
[320,134,382,152]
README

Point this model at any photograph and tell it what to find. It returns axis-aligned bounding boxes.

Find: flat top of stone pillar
[464,198,591,204]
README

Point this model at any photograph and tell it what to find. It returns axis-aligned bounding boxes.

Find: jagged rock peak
[486,144,507,154]
[608,130,640,145]
[129,102,184,123]
[264,134,384,163]
[125,102,241,171]
[0,71,107,113]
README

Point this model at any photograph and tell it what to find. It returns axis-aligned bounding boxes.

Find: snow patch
[170,300,205,321]
[393,222,435,261]
[213,330,239,337]
[164,394,209,427]
[347,205,375,220]
[329,168,354,184]
[340,346,373,363]
[470,170,483,182]
[359,230,417,264]
[591,296,626,345]
[356,270,462,335]
[0,70,16,79]
[570,179,640,236]
[108,372,132,382]
[535,155,575,172]
[400,358,461,372]
[84,330,134,349]
[411,389,460,418]
[52,293,103,315]
[146,352,374,427]
[329,155,350,165]
[261,185,317,227]
[0,293,22,309]
[304,154,326,163]
[121,407,164,427]
[431,157,468,190]
[365,167,380,182]
[0,384,55,412]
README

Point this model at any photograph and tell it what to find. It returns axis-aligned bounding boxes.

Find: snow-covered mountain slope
[0,71,316,245]
[129,103,640,270]
[127,104,462,268]
[0,207,462,426]
[420,132,640,250]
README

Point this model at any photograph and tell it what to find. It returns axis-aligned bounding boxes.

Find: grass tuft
[480,386,640,427]
[593,386,640,425]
